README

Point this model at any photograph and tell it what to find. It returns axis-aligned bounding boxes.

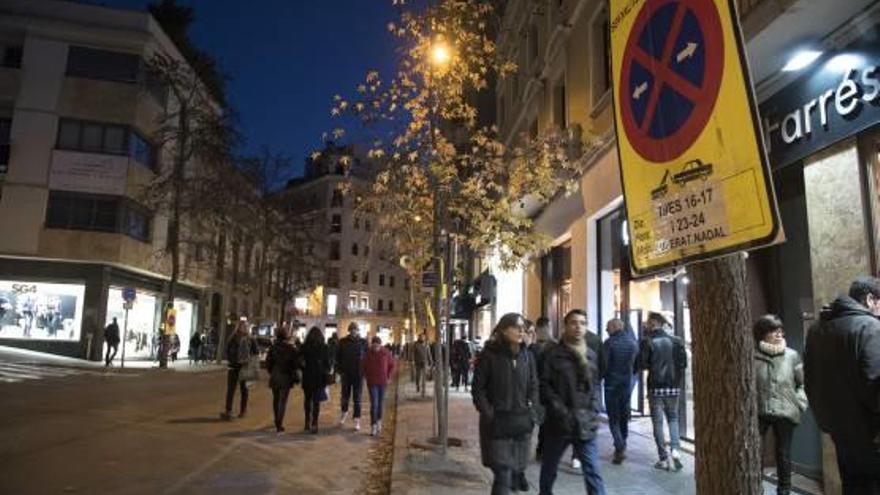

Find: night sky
[91,0,400,177]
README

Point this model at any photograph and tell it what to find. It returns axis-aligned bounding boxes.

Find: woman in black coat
[300,326,330,434]
[472,313,539,495]
[266,327,301,433]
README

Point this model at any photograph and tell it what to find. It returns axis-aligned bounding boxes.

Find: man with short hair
[638,311,687,472]
[539,309,606,495]
[337,322,368,431]
[104,317,120,367]
[804,276,880,494]
[412,334,432,397]
[603,318,639,464]
[533,316,556,461]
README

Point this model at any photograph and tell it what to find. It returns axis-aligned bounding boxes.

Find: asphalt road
[0,359,380,495]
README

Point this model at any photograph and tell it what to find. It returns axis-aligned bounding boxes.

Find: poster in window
[0,281,85,341]
[49,150,127,195]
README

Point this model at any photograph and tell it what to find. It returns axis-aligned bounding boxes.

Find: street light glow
[430,42,451,66]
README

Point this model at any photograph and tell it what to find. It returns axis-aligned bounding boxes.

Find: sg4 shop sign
[609,0,781,275]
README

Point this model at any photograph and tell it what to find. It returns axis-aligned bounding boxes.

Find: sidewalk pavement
[390,369,782,494]
[0,345,224,373]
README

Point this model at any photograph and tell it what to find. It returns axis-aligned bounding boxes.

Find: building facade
[282,143,412,344]
[0,1,280,362]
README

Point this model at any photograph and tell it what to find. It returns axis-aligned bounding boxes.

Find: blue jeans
[368,384,386,425]
[340,374,363,418]
[539,434,606,495]
[649,395,681,459]
[604,386,631,452]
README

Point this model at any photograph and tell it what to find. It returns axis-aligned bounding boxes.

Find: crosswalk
[0,362,133,384]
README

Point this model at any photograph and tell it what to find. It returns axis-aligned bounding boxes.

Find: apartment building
[282,143,411,344]
[0,0,278,362]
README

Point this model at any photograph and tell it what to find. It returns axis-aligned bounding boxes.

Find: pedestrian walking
[104,317,120,367]
[337,322,368,431]
[602,318,639,464]
[533,316,556,461]
[804,276,880,495]
[327,331,339,375]
[170,333,180,362]
[539,309,606,495]
[452,336,473,391]
[413,334,433,397]
[472,313,539,495]
[362,336,396,436]
[189,330,203,364]
[637,310,687,472]
[753,314,808,495]
[301,326,331,434]
[265,327,301,433]
[220,321,258,421]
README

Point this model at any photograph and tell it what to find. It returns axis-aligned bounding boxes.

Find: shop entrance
[596,207,694,439]
[104,290,196,363]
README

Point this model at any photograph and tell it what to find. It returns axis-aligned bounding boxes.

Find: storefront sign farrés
[761,37,880,169]
[609,0,780,275]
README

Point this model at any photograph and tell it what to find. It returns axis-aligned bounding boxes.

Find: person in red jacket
[362,336,396,436]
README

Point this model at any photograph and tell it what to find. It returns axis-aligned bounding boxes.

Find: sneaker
[276,426,285,435]
[612,449,625,465]
[377,420,382,435]
[654,458,670,471]
[237,411,246,419]
[671,451,683,472]
[354,418,361,431]
[339,411,349,426]
[571,457,581,470]
[371,424,378,436]
[219,412,232,421]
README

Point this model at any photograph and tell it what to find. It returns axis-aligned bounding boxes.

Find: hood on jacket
[820,295,876,321]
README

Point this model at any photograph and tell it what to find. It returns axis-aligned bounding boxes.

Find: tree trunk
[687,255,762,494]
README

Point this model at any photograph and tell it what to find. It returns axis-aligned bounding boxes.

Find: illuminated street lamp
[430,41,451,67]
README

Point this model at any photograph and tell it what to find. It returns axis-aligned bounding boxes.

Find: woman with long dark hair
[266,326,301,433]
[472,313,539,494]
[301,326,330,434]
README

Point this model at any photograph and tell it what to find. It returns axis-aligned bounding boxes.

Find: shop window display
[0,281,84,341]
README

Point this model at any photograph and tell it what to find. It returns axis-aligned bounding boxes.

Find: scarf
[563,334,589,370]
[758,339,786,357]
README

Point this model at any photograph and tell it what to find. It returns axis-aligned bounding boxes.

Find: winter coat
[362,346,396,386]
[336,335,368,377]
[540,341,601,442]
[225,334,258,369]
[104,323,120,345]
[603,330,639,392]
[586,330,606,379]
[804,295,880,457]
[412,341,433,367]
[266,341,301,390]
[638,328,687,391]
[755,342,808,424]
[472,340,538,470]
[301,339,330,393]
[326,336,339,371]
[451,339,472,370]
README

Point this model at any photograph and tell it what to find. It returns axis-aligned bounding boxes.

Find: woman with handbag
[472,313,539,494]
[266,326,301,433]
[301,326,330,434]
[220,321,258,421]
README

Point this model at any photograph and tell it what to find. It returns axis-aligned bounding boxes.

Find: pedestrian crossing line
[0,362,136,384]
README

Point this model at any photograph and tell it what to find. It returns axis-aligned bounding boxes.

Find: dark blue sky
[95,0,399,177]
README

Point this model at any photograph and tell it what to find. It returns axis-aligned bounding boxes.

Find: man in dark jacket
[638,310,687,472]
[104,318,120,367]
[539,309,606,495]
[336,322,368,431]
[451,337,472,391]
[412,334,433,397]
[804,277,880,494]
[603,318,638,464]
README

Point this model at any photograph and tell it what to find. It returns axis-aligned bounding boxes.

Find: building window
[379,274,385,286]
[530,119,539,139]
[354,216,360,229]
[327,294,338,316]
[554,80,567,129]
[405,278,411,290]
[326,268,340,288]
[329,240,340,260]
[404,301,409,313]
[331,188,344,207]
[1,45,22,69]
[389,276,395,288]
[0,118,10,174]
[362,270,370,285]
[351,270,359,284]
[364,245,370,257]
[349,295,357,310]
[389,300,394,312]
[352,243,359,256]
[365,219,372,231]
[66,46,140,83]
[330,214,342,233]
[45,191,151,242]
[529,23,539,66]
[56,119,154,169]
[360,297,369,310]
[591,7,611,107]
[378,299,384,312]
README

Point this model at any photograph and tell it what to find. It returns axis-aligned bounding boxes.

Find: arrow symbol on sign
[633,82,648,100]
[676,42,698,63]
